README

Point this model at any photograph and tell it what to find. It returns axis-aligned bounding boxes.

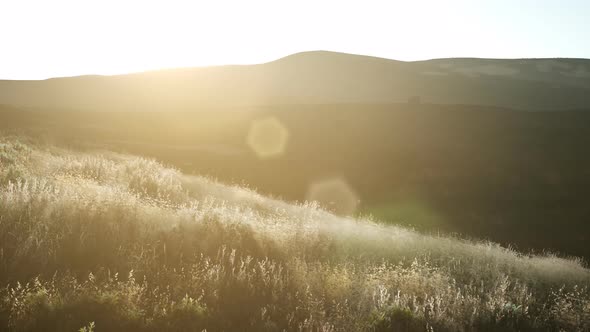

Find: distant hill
[1,51,589,111]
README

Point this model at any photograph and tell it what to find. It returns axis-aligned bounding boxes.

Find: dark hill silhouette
[1,51,589,111]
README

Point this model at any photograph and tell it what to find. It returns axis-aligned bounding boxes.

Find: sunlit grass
[0,136,589,331]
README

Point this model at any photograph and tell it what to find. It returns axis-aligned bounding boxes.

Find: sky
[1,0,589,79]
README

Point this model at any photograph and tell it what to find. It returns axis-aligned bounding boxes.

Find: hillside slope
[1,137,589,331]
[3,103,590,259]
[1,51,589,111]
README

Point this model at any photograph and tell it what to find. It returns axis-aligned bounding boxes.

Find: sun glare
[3,0,588,79]
[2,0,590,330]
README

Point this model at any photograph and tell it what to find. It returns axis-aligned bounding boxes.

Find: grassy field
[1,136,589,331]
[3,104,590,260]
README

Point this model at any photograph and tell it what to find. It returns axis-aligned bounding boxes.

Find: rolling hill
[1,51,589,111]
[2,103,590,260]
[2,50,590,330]
[1,137,589,331]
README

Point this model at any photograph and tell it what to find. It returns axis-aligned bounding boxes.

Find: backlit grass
[1,136,589,331]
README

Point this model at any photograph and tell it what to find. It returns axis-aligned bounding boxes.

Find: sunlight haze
[2,1,590,330]
[1,0,589,79]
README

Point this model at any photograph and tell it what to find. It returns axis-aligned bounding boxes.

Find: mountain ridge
[3,50,590,81]
[1,50,589,111]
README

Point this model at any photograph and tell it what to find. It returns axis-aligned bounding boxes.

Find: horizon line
[2,49,590,81]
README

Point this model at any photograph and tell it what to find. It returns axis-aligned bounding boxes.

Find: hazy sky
[1,0,589,79]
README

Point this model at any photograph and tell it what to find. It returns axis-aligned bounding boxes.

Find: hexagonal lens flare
[247,117,289,159]
[306,177,360,216]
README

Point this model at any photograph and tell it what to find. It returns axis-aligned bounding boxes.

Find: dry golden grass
[1,136,589,331]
